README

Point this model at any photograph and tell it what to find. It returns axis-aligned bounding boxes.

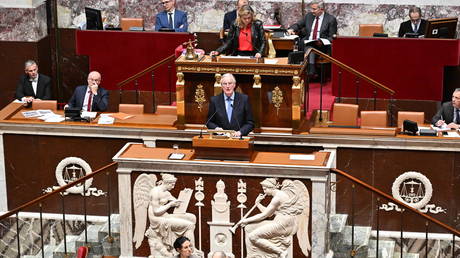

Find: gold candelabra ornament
[183,38,199,60]
[271,86,283,116]
[194,84,206,112]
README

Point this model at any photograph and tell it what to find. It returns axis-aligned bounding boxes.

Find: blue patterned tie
[226,97,233,122]
[168,13,173,29]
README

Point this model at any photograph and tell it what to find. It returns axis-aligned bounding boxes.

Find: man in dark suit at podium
[287,0,337,76]
[207,73,254,137]
[398,7,426,37]
[155,0,188,32]
[15,60,52,103]
[432,88,460,129]
[67,71,109,112]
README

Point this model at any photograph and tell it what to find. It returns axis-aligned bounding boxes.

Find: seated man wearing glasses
[155,0,188,32]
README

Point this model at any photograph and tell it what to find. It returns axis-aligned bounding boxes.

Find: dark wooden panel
[336,148,459,233]
[0,37,51,109]
[3,134,142,215]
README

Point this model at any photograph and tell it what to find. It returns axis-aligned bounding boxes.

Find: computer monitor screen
[85,7,103,30]
[425,17,458,39]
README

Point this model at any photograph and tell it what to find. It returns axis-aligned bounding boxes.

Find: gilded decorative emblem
[195,84,206,112]
[271,86,283,116]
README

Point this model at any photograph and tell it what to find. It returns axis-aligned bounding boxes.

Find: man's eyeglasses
[161,0,170,4]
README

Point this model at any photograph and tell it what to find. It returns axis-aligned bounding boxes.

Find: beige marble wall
[1,1,459,41]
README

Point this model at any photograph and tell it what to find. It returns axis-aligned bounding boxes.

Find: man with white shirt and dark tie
[398,7,427,37]
[206,73,254,137]
[287,0,337,77]
[154,0,188,32]
[15,60,52,103]
[67,71,109,112]
[432,88,460,129]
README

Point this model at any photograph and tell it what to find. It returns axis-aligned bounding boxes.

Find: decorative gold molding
[267,32,276,58]
[194,84,206,112]
[214,73,222,95]
[176,72,184,84]
[175,65,298,76]
[272,86,284,116]
[253,75,262,89]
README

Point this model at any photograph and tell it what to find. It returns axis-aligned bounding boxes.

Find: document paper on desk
[173,188,193,214]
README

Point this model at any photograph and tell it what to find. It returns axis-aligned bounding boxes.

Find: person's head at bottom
[211,251,227,258]
[221,73,237,98]
[174,236,192,258]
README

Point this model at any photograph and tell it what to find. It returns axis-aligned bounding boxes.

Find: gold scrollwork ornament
[272,86,284,116]
[195,84,206,112]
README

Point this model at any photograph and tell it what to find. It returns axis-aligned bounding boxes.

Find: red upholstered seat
[359,24,384,37]
[360,111,387,128]
[332,103,359,126]
[119,104,144,114]
[77,246,88,258]
[32,100,57,111]
[397,111,425,129]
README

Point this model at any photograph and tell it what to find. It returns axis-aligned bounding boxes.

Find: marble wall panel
[0,3,47,41]
[2,1,460,42]
[56,1,460,38]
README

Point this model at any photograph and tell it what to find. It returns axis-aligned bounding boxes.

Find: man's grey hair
[24,60,37,69]
[408,6,422,17]
[310,0,325,9]
[454,88,460,93]
[211,251,227,258]
[221,73,236,84]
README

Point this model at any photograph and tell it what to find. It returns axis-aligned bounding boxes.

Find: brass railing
[305,48,396,124]
[0,162,117,257]
[329,168,459,257]
[116,54,176,112]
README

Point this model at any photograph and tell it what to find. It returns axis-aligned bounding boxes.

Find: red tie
[87,91,93,111]
[312,17,319,40]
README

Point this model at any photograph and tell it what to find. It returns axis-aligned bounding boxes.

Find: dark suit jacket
[289,12,338,43]
[15,73,52,100]
[215,20,266,56]
[398,19,427,37]
[68,85,109,112]
[432,101,458,124]
[207,92,254,136]
[223,9,237,31]
[155,9,188,32]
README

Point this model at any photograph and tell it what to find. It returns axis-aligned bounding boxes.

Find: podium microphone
[200,109,218,138]
[231,103,243,140]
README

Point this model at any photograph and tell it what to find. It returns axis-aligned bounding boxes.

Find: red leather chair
[332,103,359,126]
[359,24,384,37]
[360,111,387,128]
[397,111,425,129]
[31,100,57,111]
[119,104,144,114]
[77,246,88,258]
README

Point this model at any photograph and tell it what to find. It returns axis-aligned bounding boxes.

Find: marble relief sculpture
[133,173,198,258]
[238,178,311,258]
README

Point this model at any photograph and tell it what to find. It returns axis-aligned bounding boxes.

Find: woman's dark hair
[173,236,190,250]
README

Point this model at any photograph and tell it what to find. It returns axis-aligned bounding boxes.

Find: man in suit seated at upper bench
[398,7,427,38]
[432,88,460,130]
[155,0,188,32]
[287,0,337,77]
[15,60,52,103]
[67,71,109,112]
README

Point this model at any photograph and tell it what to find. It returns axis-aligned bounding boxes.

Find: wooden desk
[175,55,307,132]
[332,36,460,101]
[4,103,177,129]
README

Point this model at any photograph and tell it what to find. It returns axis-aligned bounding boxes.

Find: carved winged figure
[239,178,311,258]
[133,173,197,258]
